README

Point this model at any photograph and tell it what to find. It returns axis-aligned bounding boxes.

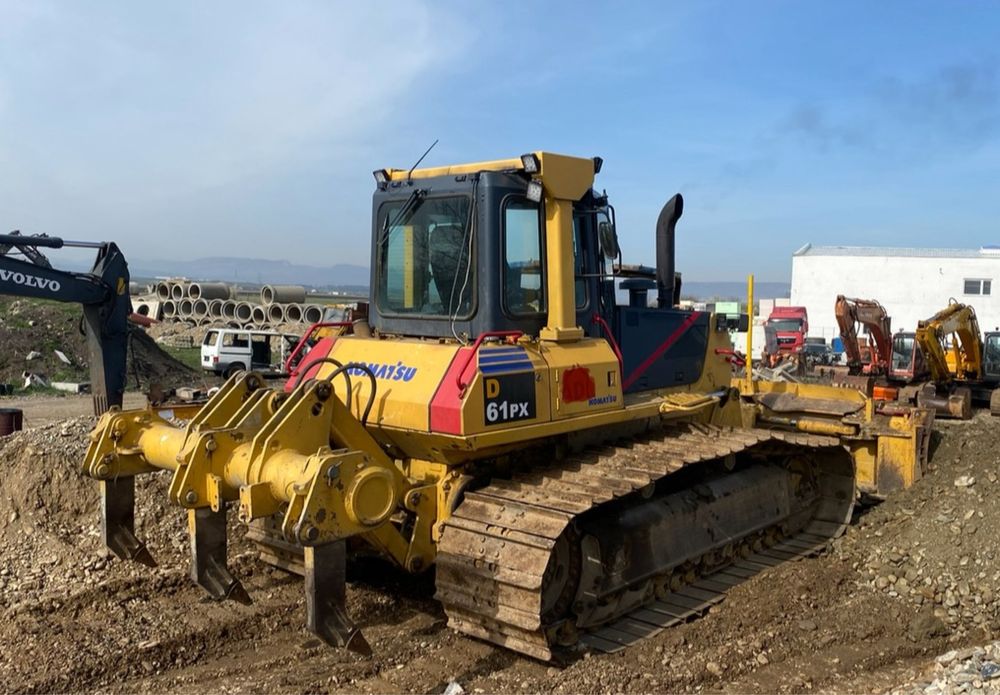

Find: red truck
[763,306,809,367]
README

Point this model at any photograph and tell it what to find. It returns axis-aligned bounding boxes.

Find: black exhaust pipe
[656,193,684,308]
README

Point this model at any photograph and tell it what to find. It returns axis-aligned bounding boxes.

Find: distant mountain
[118,254,786,300]
[128,256,369,288]
[680,281,789,301]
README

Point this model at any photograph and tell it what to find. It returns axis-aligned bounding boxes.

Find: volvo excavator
[82,152,932,660]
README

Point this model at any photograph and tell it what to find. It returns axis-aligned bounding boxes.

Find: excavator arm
[0,232,131,414]
[915,302,983,384]
[834,295,892,375]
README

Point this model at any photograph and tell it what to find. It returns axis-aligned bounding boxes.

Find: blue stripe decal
[478,354,532,365]
[479,363,534,374]
[479,347,525,355]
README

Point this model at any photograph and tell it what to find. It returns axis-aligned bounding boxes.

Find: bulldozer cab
[369,160,604,341]
[367,153,715,393]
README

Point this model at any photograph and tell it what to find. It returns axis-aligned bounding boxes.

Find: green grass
[163,346,202,371]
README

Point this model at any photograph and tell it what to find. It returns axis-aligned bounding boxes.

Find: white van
[201,328,301,378]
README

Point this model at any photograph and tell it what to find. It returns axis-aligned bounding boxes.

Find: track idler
[83,371,402,656]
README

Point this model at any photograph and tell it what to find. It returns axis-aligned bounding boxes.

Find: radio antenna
[407,139,439,181]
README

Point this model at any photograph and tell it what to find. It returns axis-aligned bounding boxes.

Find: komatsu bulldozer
[83,152,932,660]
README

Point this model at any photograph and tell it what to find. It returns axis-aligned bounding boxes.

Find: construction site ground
[0,399,996,693]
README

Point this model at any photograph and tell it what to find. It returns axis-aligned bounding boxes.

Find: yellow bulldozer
[83,152,932,660]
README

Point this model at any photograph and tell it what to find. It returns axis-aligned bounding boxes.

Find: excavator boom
[834,295,892,375]
[914,302,983,383]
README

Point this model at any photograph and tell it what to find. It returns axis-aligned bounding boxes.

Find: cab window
[503,199,545,315]
[203,330,219,346]
[377,195,473,318]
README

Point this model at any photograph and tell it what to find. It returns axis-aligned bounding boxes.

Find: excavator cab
[984,332,1000,381]
[889,331,928,382]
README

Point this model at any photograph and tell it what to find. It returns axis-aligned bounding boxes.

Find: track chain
[435,423,851,660]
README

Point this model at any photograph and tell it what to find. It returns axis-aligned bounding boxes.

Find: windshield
[985,335,1000,377]
[768,319,802,332]
[376,195,473,318]
[892,335,914,371]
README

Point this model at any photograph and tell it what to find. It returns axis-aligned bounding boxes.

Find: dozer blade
[305,542,371,657]
[100,477,157,567]
[189,507,252,605]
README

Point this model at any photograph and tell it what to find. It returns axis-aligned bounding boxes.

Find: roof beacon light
[520,153,540,174]
[526,179,544,203]
[373,169,390,187]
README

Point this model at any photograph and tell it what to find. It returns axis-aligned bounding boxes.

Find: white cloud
[0,2,474,261]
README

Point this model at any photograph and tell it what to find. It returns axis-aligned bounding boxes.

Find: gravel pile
[893,643,1000,694]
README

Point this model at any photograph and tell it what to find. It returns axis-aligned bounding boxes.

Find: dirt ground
[0,408,997,693]
[0,393,147,428]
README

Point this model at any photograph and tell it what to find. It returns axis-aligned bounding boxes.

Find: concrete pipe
[284,303,303,323]
[179,298,194,316]
[221,300,238,320]
[226,320,243,329]
[303,304,324,323]
[189,282,230,301]
[243,323,257,331]
[267,303,286,324]
[208,299,225,318]
[135,302,150,316]
[171,283,187,300]
[192,299,210,318]
[162,300,177,318]
[251,305,268,325]
[156,282,172,301]
[261,284,306,305]
[235,302,254,322]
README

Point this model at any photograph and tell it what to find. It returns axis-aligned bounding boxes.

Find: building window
[964,278,992,296]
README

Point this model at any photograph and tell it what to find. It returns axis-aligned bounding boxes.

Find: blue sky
[1,2,998,281]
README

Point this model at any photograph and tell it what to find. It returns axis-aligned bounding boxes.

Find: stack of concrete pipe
[133,281,331,329]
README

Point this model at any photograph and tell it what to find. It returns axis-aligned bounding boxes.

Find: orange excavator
[834,295,893,377]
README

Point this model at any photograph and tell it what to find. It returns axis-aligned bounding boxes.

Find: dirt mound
[126,328,197,390]
[0,298,197,392]
[0,416,189,612]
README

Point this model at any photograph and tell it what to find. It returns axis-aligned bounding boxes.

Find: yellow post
[540,196,584,342]
[745,274,754,392]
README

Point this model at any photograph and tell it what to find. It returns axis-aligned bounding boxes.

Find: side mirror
[598,219,620,260]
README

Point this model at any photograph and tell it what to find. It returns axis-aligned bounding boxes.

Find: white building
[791,244,1000,343]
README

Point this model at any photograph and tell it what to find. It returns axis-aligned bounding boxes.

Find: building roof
[794,243,1000,259]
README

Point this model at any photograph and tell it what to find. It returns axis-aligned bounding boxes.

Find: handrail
[283,321,353,374]
[591,314,623,377]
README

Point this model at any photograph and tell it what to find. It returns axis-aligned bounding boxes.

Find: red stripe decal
[429,346,475,434]
[622,312,702,391]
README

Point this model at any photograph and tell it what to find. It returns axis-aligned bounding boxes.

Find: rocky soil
[0,411,997,693]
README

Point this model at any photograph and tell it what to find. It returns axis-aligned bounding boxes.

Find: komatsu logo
[0,269,60,292]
